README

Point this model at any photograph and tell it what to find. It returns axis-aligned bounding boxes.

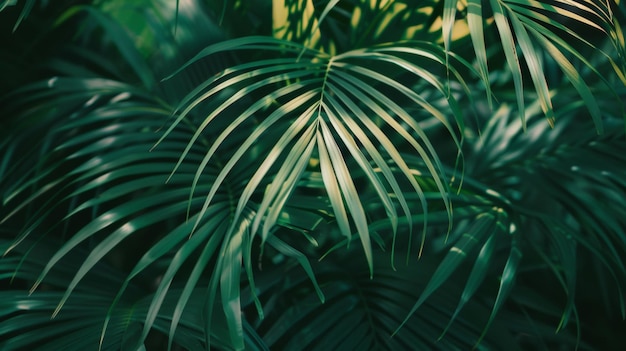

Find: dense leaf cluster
[1,0,625,350]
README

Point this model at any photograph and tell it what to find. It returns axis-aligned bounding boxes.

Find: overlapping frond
[439,0,626,130]
[0,238,242,350]
[240,247,585,350]
[161,36,472,276]
[466,95,626,336]
[1,1,625,350]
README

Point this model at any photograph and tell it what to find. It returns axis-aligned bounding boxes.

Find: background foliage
[1,0,626,350]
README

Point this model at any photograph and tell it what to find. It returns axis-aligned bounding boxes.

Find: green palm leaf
[0,237,238,350]
[161,36,474,274]
[240,248,582,350]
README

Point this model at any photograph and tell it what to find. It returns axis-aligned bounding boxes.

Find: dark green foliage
[1,1,625,350]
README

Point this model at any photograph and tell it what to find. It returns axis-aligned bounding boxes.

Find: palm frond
[242,247,584,350]
[466,96,626,331]
[443,0,625,129]
[161,36,475,277]
[0,237,237,350]
[0,0,34,31]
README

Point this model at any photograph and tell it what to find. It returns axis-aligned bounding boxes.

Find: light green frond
[164,37,471,276]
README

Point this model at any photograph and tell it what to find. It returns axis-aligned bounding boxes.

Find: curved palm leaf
[440,0,626,130]
[0,0,35,31]
[0,237,242,350]
[0,72,269,350]
[242,248,583,350]
[465,94,626,334]
[161,36,474,275]
[0,6,258,350]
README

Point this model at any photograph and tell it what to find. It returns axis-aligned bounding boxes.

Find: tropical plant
[1,0,625,350]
